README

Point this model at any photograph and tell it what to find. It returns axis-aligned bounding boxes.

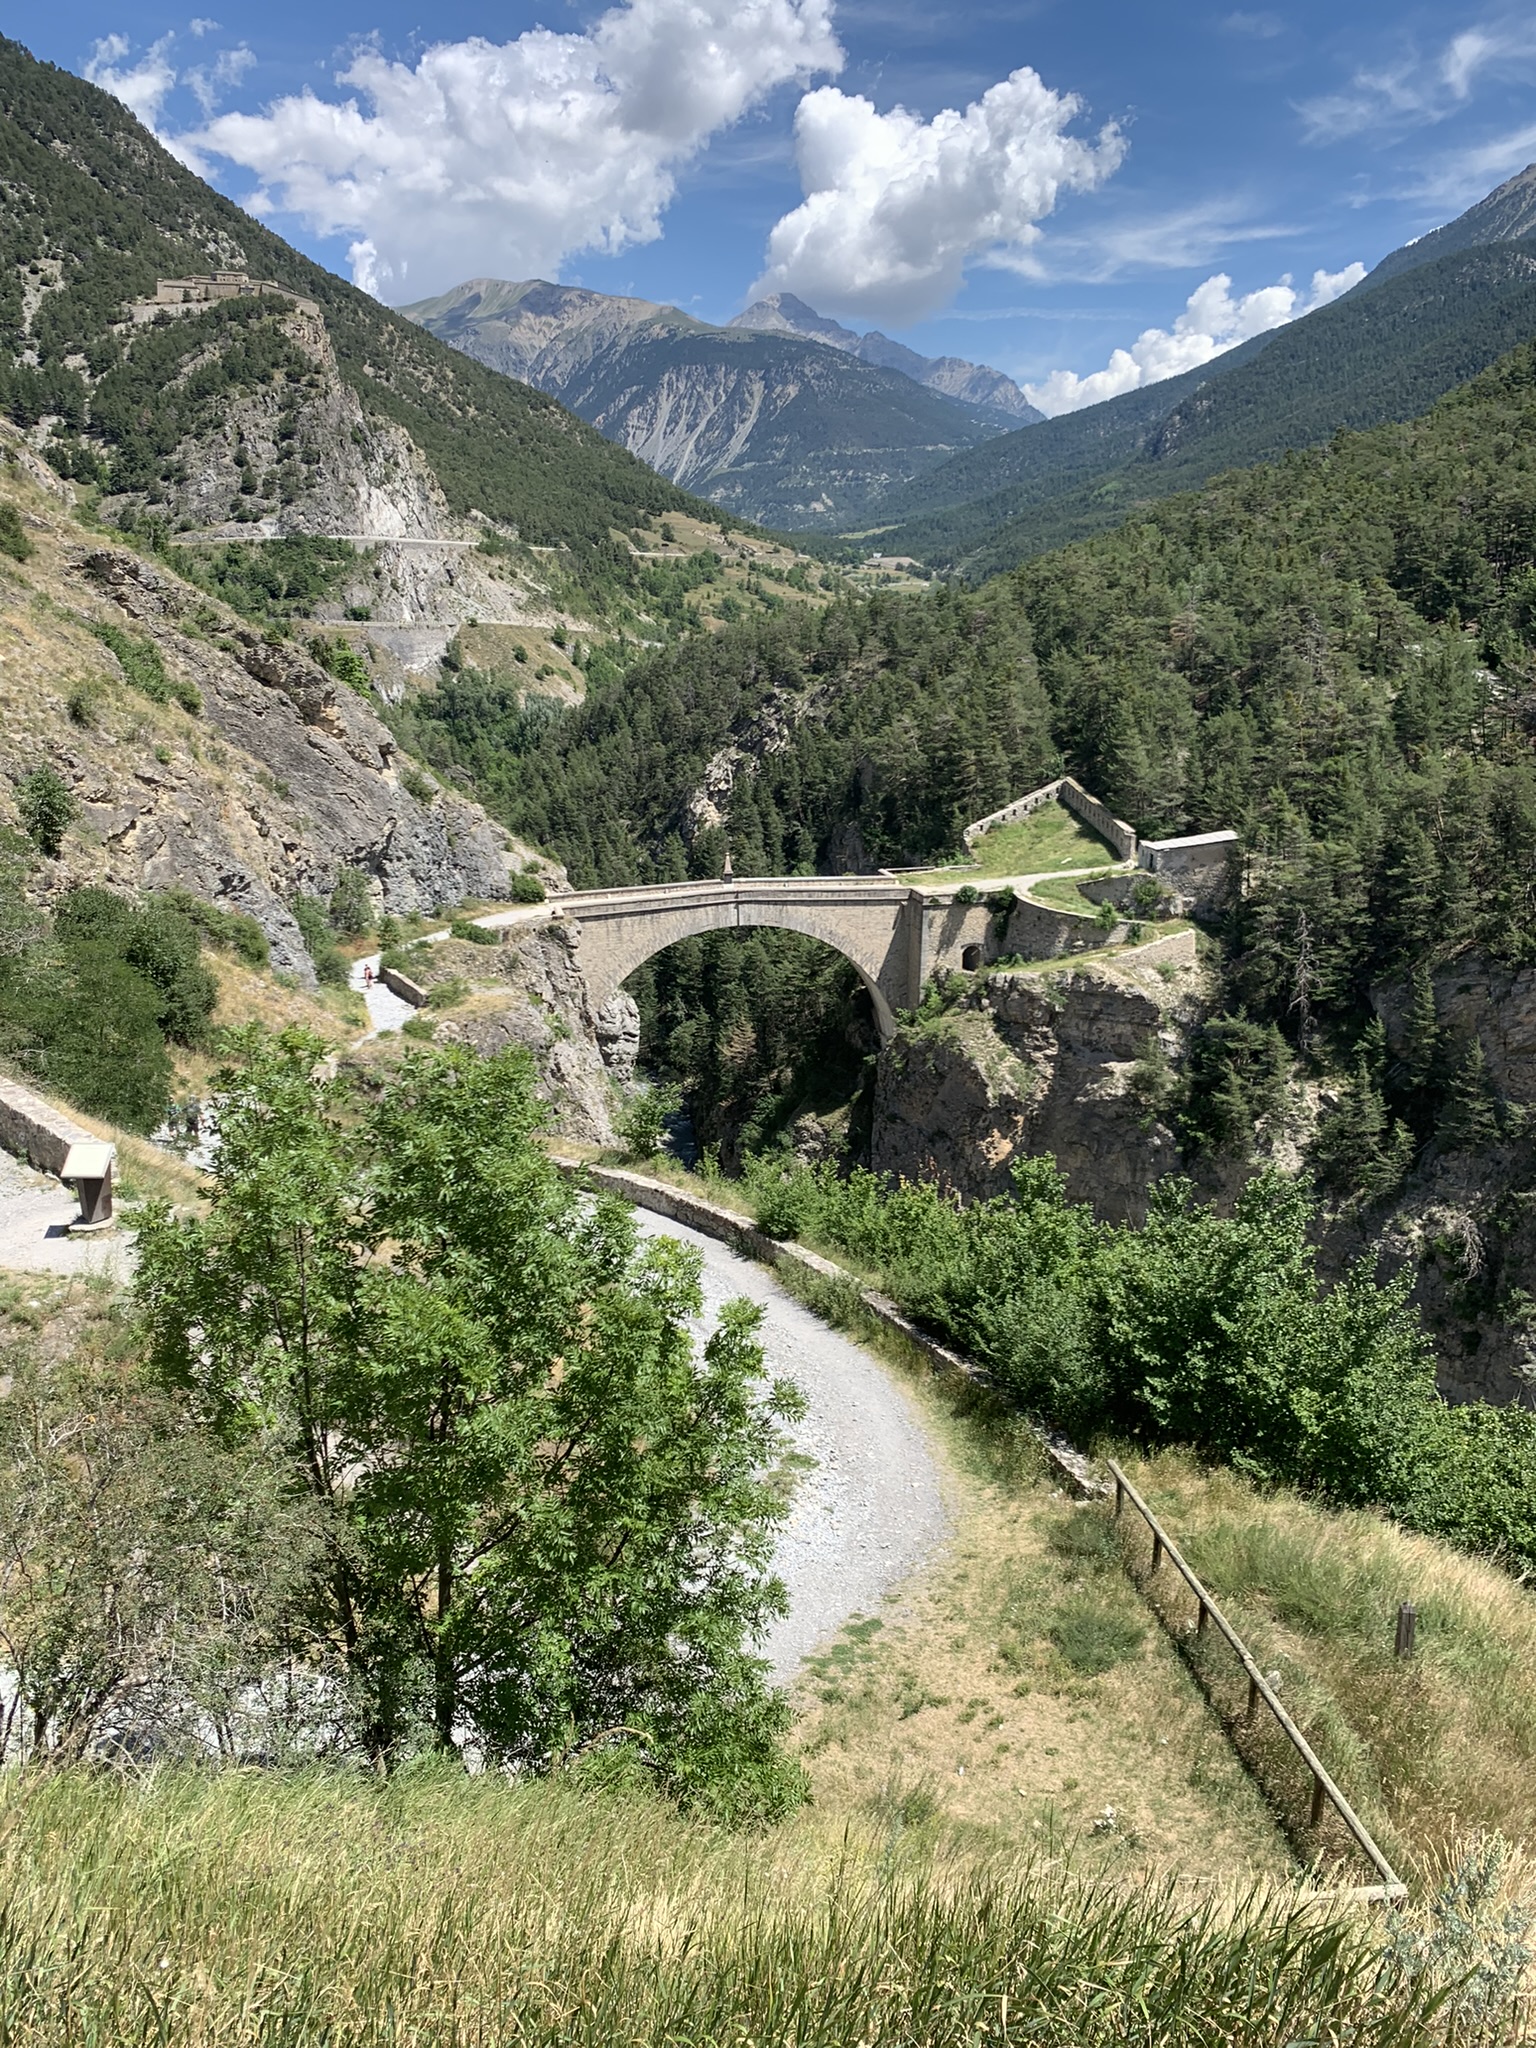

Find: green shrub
[54,888,218,1050]
[66,678,105,727]
[450,918,500,945]
[400,765,435,805]
[157,889,270,968]
[291,896,349,986]
[89,621,200,714]
[739,1153,1536,1580]
[310,635,372,693]
[0,499,33,562]
[7,949,172,1129]
[424,976,469,1010]
[401,1013,438,1039]
[0,885,223,1130]
[509,871,546,904]
[617,1081,682,1162]
[328,867,374,938]
[16,767,75,857]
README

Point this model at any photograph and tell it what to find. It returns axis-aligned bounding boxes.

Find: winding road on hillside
[630,1208,949,1685]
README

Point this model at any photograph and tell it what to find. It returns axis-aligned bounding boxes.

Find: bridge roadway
[476,874,1009,1040]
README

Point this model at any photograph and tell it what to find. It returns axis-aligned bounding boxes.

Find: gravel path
[631,1209,949,1686]
[0,1149,134,1280]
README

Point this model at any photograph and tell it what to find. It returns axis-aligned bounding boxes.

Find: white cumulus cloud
[1024,261,1366,416]
[169,0,842,300]
[753,69,1125,324]
[85,31,180,130]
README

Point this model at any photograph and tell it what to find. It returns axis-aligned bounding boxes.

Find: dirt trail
[630,1208,949,1686]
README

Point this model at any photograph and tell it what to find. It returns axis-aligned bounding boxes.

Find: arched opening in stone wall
[622,927,880,1173]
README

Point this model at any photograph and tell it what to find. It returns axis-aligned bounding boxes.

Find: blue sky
[15,0,1536,411]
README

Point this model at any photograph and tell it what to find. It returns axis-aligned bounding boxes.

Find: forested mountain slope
[401,278,1005,530]
[0,39,711,587]
[874,233,1536,572]
[406,338,1536,1331]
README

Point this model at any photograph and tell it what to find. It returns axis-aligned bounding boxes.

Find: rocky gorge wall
[0,453,556,982]
[863,935,1536,1409]
[870,948,1206,1220]
[364,926,639,1148]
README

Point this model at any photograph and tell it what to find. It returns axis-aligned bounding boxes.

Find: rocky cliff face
[1345,954,1536,1406]
[871,951,1206,1219]
[867,937,1536,1407]
[0,448,555,981]
[366,928,638,1147]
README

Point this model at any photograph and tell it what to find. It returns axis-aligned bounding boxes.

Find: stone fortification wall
[0,1075,97,1178]
[963,778,1138,861]
[963,778,1065,847]
[1137,830,1240,917]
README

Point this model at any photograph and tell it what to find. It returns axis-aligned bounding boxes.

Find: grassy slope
[905,808,1119,886]
[1120,1449,1536,1877]
[0,1764,1453,2048]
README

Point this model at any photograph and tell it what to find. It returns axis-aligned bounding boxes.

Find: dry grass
[788,1387,1290,1885]
[1111,1451,1536,1879]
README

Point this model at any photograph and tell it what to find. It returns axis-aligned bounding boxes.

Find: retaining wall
[380,966,429,1006]
[0,1076,98,1178]
[962,777,1138,862]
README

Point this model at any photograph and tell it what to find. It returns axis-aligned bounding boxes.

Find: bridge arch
[559,880,927,1041]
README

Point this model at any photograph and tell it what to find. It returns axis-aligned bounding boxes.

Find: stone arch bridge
[538,878,1000,1040]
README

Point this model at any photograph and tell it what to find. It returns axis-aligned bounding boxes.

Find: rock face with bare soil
[871,953,1205,1219]
[386,928,638,1146]
[0,469,555,984]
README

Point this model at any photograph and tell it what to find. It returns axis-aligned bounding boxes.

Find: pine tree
[1440,1038,1502,1151]
[1400,966,1442,1100]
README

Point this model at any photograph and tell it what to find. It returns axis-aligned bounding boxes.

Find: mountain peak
[730,294,1041,426]
[729,294,862,349]
[1366,162,1536,288]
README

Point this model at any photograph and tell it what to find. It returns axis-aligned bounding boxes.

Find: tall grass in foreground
[0,1765,1498,2047]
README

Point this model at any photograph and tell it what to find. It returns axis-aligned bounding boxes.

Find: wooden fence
[1108,1459,1406,1901]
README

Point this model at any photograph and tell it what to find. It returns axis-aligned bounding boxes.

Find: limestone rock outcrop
[389,928,639,1147]
[871,952,1205,1219]
[0,476,555,984]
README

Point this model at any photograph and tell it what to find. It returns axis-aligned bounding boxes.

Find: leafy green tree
[0,1340,322,1764]
[328,866,374,937]
[134,1031,806,1817]
[15,767,74,858]
[53,887,217,1049]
